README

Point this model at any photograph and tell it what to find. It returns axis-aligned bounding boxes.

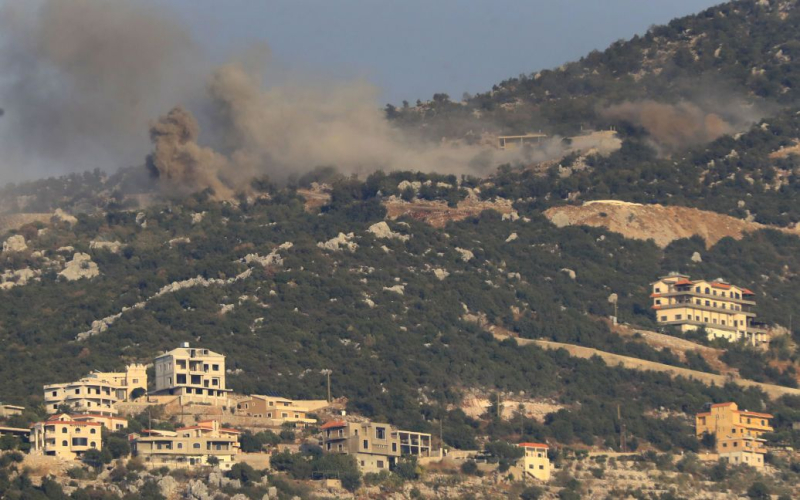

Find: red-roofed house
[30,414,103,459]
[650,274,767,345]
[517,443,550,481]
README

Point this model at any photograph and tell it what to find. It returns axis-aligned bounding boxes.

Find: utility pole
[496,393,501,419]
[321,369,332,403]
[618,405,626,453]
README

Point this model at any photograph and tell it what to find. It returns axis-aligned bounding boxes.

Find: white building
[152,343,231,405]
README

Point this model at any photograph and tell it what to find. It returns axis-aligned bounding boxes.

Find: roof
[674,279,693,286]
[711,283,731,289]
[710,402,735,408]
[73,414,127,421]
[42,415,101,426]
[741,288,755,295]
[321,420,347,430]
[738,411,773,419]
[0,404,25,410]
[518,442,548,449]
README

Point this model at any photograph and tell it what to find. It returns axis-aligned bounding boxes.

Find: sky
[156,0,724,105]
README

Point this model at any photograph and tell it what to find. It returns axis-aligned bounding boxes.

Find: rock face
[432,268,450,280]
[383,284,405,295]
[544,200,800,248]
[691,251,703,262]
[367,221,410,241]
[455,247,474,262]
[505,232,518,243]
[0,268,41,289]
[59,253,100,281]
[242,242,293,267]
[383,196,515,228]
[53,208,78,225]
[2,235,27,253]
[90,240,123,253]
[318,233,358,252]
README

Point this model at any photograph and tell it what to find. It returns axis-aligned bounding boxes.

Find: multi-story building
[235,395,328,427]
[517,443,551,482]
[130,420,240,470]
[43,364,147,416]
[152,343,231,405]
[72,414,128,431]
[30,414,103,460]
[651,274,768,344]
[321,420,432,473]
[0,403,24,418]
[696,402,773,467]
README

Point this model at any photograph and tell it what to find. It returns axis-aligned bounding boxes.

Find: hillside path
[495,333,800,399]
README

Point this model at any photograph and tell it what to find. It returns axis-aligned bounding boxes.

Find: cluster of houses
[2,332,779,482]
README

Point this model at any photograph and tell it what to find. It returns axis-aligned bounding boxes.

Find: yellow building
[131,420,241,470]
[44,364,147,416]
[517,443,550,482]
[651,274,768,344]
[152,343,231,405]
[72,414,128,431]
[696,402,773,468]
[321,420,432,473]
[497,133,547,150]
[235,395,328,427]
[30,414,103,460]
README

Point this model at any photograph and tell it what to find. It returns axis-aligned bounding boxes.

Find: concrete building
[517,443,551,482]
[130,420,240,470]
[44,364,147,416]
[30,414,103,460]
[497,133,547,150]
[72,414,128,431]
[321,420,432,473]
[696,402,773,467]
[0,404,24,418]
[651,274,768,344]
[236,395,328,427]
[152,343,231,405]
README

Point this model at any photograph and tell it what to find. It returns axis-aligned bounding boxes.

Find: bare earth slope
[545,200,800,248]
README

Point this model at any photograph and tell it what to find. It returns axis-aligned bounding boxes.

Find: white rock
[2,235,27,253]
[135,212,147,228]
[501,211,520,221]
[90,240,123,253]
[53,208,77,225]
[168,237,190,248]
[560,268,576,280]
[191,212,206,224]
[56,246,75,253]
[432,268,449,280]
[367,221,410,241]
[0,268,41,289]
[243,242,293,268]
[398,180,422,191]
[220,304,235,315]
[363,297,376,308]
[505,233,518,243]
[383,284,405,295]
[455,247,474,262]
[59,253,100,281]
[318,233,358,252]
[691,251,702,263]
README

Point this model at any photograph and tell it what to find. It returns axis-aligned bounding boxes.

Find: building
[130,420,240,470]
[651,274,768,344]
[44,364,147,416]
[321,420,432,473]
[696,402,773,467]
[517,443,551,482]
[497,133,547,150]
[72,414,128,431]
[30,414,103,460]
[236,395,328,427]
[152,343,231,405]
[0,403,24,418]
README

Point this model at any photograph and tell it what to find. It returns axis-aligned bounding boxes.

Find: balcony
[653,302,755,317]
[655,290,755,306]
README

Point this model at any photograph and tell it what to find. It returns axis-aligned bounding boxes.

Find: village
[0,275,792,498]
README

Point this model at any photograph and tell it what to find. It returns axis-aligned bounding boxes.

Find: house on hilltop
[696,402,773,468]
[44,364,147,416]
[651,274,768,345]
[151,343,232,406]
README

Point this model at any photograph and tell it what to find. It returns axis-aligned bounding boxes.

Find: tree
[394,455,419,480]
[520,486,545,500]
[105,435,131,459]
[460,460,479,475]
[747,482,770,500]
[226,462,261,484]
[206,455,220,467]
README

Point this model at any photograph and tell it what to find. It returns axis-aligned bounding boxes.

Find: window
[705,300,710,306]
[62,440,68,446]
[132,379,139,384]
[539,465,544,470]
[193,443,201,449]
[660,316,667,321]
[90,428,96,434]
[52,391,57,397]
[62,427,67,433]
[75,389,81,395]
[695,287,700,293]
[705,288,710,294]
[91,442,96,448]
[72,438,88,446]
[655,287,661,293]
[212,364,219,371]
[377,460,384,469]
[376,427,386,440]
[675,314,682,320]
[282,413,288,418]
[363,440,369,450]
[392,443,397,452]
[656,299,661,305]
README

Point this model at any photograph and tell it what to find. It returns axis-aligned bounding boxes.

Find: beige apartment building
[517,443,551,482]
[321,420,432,473]
[44,364,147,416]
[152,343,231,405]
[236,395,328,427]
[30,414,103,460]
[0,403,24,418]
[131,420,240,470]
[651,274,768,344]
[696,402,773,468]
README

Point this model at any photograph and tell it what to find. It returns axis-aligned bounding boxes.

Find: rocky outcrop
[383,284,405,295]
[242,242,293,267]
[318,233,358,252]
[2,235,27,253]
[53,208,78,225]
[59,253,100,281]
[383,196,515,228]
[90,240,123,253]
[455,247,474,262]
[367,221,410,241]
[0,268,41,289]
[544,200,800,248]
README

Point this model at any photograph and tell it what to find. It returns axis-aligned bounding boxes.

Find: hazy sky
[158,0,723,104]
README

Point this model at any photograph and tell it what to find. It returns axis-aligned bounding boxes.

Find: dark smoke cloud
[0,0,202,181]
[601,99,762,153]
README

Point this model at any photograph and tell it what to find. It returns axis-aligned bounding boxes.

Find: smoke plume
[601,99,759,153]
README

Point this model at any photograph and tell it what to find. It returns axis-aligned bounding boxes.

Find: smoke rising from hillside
[0,0,202,181]
[601,99,761,153]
